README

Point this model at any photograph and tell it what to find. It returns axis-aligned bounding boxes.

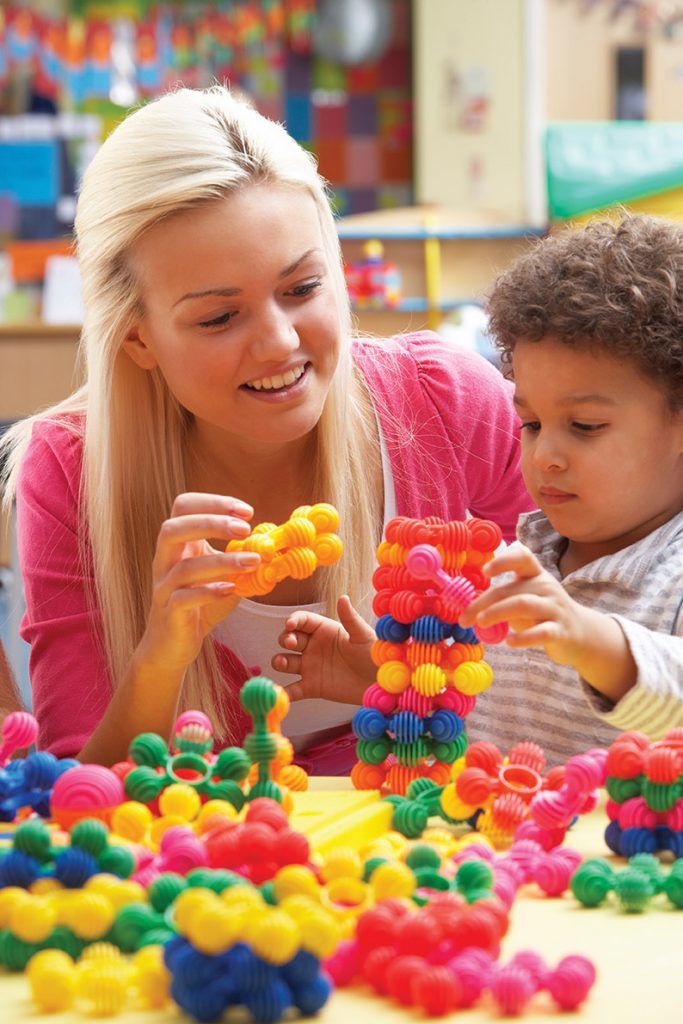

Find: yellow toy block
[289,789,393,858]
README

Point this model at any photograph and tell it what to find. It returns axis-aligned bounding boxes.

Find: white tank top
[213,421,397,751]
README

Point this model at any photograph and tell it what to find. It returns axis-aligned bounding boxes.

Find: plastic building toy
[26,942,170,1015]
[352,515,506,795]
[0,749,80,822]
[406,544,508,643]
[121,676,307,814]
[529,748,607,837]
[344,239,402,309]
[0,815,136,891]
[571,853,683,912]
[603,728,683,857]
[326,896,595,1017]
[50,765,127,831]
[246,684,308,794]
[163,876,339,1023]
[441,740,547,847]
[0,710,38,766]
[225,502,343,598]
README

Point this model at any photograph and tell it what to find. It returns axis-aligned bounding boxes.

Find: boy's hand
[272,596,376,705]
[459,542,636,702]
[459,543,593,667]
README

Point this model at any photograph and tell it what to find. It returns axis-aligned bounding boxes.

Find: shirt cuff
[579,614,683,737]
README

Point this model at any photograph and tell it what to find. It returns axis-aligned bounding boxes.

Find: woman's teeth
[246,364,306,391]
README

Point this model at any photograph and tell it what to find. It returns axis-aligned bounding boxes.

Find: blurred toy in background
[344,239,401,309]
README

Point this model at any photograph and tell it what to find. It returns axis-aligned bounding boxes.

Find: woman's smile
[241,361,311,401]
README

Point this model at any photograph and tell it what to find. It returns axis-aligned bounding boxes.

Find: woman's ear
[121,325,158,370]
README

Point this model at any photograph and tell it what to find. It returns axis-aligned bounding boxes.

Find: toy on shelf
[603,728,683,857]
[351,515,507,796]
[225,502,342,598]
[344,239,402,309]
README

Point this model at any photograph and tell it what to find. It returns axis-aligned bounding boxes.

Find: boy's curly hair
[486,213,683,411]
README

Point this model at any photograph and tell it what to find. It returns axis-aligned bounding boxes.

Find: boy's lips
[539,486,575,504]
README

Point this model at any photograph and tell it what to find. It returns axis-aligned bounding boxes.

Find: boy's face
[512,336,683,560]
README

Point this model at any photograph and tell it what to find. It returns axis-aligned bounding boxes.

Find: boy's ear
[121,325,158,370]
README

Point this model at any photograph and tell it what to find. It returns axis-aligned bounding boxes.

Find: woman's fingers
[153,514,253,572]
[163,581,238,615]
[152,549,259,607]
[171,493,253,520]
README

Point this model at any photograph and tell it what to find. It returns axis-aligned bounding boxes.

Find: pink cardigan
[17,331,533,766]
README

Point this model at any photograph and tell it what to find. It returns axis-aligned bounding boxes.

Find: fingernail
[236,552,260,568]
[232,501,253,516]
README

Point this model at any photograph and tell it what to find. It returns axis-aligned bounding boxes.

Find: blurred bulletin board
[0,0,414,219]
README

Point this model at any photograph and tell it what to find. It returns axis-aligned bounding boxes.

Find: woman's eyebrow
[173,248,322,307]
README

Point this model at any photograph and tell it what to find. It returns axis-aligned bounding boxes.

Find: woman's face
[124,183,342,456]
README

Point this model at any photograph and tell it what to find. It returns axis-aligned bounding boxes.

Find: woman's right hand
[138,493,259,674]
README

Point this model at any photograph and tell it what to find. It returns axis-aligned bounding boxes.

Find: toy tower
[351,515,506,795]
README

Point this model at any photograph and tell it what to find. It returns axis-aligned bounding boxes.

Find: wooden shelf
[0,322,81,421]
[0,322,81,340]
[338,206,546,335]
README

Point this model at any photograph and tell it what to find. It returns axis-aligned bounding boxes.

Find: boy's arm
[460,545,637,702]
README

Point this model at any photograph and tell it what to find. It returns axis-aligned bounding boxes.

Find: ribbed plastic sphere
[51,765,125,830]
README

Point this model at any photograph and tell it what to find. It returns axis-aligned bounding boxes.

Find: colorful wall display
[0,0,413,218]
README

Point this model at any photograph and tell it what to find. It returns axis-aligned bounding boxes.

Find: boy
[274,215,683,765]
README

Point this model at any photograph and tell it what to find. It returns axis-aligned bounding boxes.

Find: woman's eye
[520,420,541,433]
[198,311,237,328]
[287,279,322,298]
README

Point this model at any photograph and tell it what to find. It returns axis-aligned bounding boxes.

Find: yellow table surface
[2,778,682,1023]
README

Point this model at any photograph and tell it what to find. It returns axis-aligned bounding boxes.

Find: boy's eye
[198,310,238,329]
[572,422,607,433]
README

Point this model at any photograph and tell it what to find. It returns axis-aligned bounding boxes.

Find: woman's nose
[250,303,299,360]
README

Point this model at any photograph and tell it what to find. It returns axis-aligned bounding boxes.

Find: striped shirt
[467,509,683,767]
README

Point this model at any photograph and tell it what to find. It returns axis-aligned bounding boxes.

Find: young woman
[0,86,532,769]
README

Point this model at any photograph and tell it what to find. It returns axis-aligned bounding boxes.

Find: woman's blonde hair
[1,86,381,740]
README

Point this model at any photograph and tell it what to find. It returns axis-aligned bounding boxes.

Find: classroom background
[2,0,683,700]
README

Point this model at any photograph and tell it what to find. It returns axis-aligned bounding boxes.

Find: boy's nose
[533,436,566,472]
